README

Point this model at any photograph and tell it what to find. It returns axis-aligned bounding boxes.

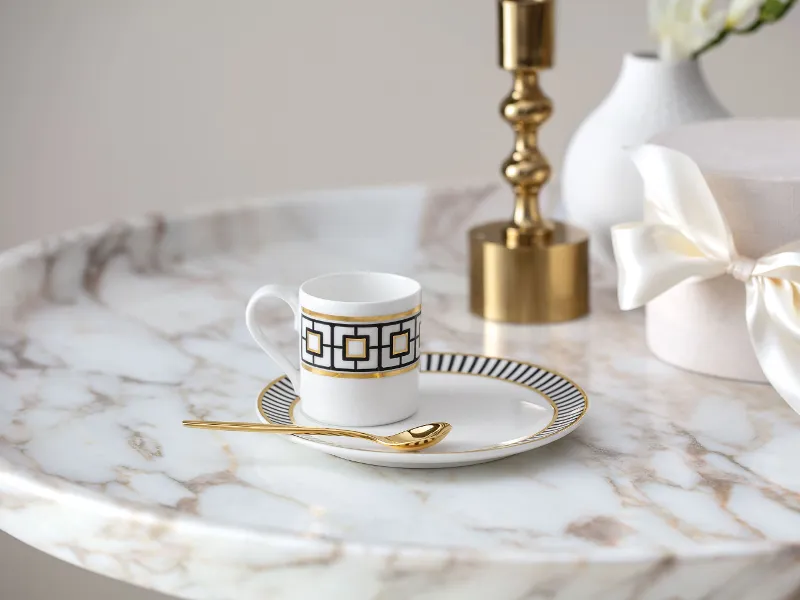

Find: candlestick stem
[501,69,553,246]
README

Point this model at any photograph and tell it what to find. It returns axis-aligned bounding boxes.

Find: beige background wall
[1,1,798,598]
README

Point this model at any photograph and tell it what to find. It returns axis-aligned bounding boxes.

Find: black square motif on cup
[305,330,323,356]
[343,335,369,360]
[390,330,411,358]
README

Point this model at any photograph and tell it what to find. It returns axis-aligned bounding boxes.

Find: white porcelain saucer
[256,352,589,468]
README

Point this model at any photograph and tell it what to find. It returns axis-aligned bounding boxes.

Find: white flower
[649,0,729,61]
[727,0,763,27]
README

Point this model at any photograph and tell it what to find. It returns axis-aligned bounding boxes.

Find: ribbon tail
[611,222,727,310]
[746,278,800,415]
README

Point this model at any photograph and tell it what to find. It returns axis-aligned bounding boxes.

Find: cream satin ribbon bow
[611,144,800,414]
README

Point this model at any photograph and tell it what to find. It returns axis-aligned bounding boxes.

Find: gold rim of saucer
[257,352,588,455]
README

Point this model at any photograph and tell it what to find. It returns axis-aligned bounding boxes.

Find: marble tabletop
[1,185,799,600]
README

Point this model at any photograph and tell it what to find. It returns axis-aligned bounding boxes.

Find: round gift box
[647,119,800,383]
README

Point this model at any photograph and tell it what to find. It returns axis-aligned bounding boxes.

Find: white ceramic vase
[561,52,729,265]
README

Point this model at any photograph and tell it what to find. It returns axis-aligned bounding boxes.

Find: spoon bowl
[376,422,452,451]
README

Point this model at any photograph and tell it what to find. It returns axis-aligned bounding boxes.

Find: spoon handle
[182,420,375,440]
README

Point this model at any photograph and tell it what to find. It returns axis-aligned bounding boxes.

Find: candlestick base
[469,220,590,323]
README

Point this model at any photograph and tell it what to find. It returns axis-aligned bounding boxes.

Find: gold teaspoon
[181,420,452,452]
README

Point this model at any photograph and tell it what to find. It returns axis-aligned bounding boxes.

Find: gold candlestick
[469,0,589,323]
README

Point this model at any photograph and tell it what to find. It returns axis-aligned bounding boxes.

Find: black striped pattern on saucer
[259,352,587,441]
[260,377,297,426]
[420,352,586,441]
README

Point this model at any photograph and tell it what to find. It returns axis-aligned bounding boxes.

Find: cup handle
[245,285,302,393]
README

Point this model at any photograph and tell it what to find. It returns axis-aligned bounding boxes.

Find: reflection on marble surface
[0,185,799,600]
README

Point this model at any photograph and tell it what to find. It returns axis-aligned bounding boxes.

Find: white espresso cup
[246,272,422,426]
